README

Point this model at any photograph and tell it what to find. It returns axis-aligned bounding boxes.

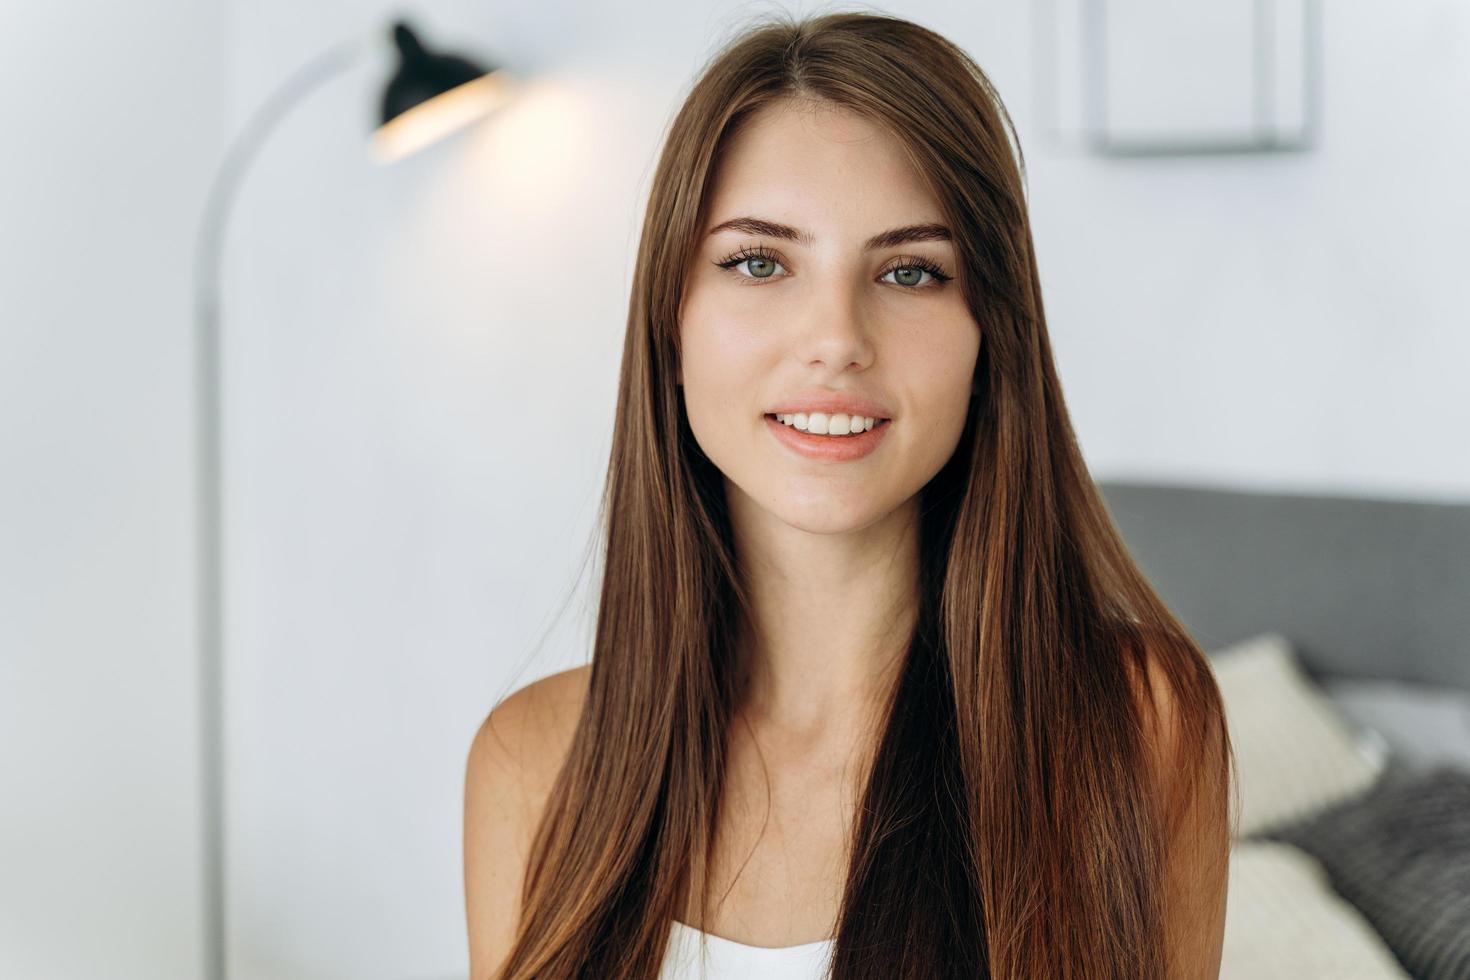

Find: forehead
[704,99,941,227]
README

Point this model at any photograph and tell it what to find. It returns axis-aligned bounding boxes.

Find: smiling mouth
[764,413,893,436]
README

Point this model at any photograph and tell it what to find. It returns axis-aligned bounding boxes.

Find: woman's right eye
[712,248,788,284]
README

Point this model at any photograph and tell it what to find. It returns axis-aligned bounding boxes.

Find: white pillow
[1221,840,1408,979]
[1208,632,1384,838]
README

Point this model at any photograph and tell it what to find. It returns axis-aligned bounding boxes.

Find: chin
[757,492,893,535]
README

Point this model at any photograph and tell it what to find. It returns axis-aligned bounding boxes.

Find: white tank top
[658,919,834,980]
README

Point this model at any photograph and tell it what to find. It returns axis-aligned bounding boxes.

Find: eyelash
[711,245,954,290]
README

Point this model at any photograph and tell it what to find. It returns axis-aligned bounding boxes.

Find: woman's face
[678,98,981,534]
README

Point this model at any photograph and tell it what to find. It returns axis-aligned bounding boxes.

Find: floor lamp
[191,21,513,979]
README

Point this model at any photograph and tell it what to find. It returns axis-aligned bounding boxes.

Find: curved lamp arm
[190,21,502,975]
[190,32,370,980]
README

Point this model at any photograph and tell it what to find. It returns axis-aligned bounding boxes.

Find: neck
[727,488,920,751]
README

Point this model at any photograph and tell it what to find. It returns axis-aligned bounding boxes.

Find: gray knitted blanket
[1268,763,1470,980]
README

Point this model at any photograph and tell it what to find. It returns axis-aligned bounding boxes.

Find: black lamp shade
[371,21,509,163]
[380,22,493,127]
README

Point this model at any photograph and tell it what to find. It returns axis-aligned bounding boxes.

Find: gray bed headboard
[1096,480,1470,690]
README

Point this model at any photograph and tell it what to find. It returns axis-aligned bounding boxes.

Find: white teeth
[773,412,881,436]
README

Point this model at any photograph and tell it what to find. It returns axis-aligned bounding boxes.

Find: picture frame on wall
[1039,0,1321,155]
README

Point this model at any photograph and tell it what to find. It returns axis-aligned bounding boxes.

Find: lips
[764,413,891,462]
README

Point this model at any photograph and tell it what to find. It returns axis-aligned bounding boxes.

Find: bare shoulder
[476,664,592,797]
[463,664,592,980]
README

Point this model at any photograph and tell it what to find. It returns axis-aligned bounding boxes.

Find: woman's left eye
[712,247,954,290]
[879,263,952,289]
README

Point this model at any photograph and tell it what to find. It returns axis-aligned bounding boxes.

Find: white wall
[220,9,671,976]
[0,2,222,978]
[1029,1,1470,503]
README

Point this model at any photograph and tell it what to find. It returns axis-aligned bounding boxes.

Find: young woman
[465,11,1234,980]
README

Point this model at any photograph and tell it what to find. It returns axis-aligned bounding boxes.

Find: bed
[1098,479,1470,980]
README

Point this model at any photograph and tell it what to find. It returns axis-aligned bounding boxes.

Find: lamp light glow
[371,69,513,164]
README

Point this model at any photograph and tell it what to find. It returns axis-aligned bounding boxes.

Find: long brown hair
[493,10,1232,979]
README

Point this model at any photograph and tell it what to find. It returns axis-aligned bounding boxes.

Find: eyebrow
[705,215,952,251]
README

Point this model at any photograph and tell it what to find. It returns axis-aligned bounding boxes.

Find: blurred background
[1,1,1466,979]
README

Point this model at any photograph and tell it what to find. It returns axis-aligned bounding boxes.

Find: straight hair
[490,10,1233,978]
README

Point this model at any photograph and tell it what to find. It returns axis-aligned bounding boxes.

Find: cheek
[678,295,769,441]
[902,324,981,457]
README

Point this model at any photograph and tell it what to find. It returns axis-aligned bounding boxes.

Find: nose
[792,275,877,373]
